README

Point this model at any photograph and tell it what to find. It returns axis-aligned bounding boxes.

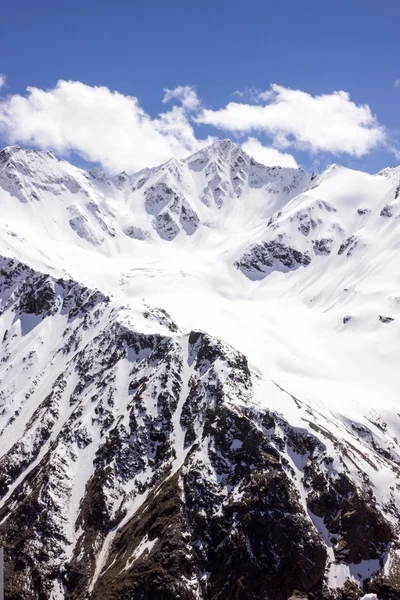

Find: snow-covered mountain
[0,140,400,600]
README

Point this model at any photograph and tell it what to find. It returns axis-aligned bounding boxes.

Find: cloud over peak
[0,80,211,172]
[197,84,386,157]
[242,137,299,168]
[0,79,390,173]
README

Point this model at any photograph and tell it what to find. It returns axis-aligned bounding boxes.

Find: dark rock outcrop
[236,240,311,278]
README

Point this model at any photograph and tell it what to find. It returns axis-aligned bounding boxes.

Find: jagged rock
[236,240,311,278]
[155,210,180,240]
[298,212,318,235]
[18,279,55,315]
[314,237,333,255]
[338,235,358,257]
[380,205,393,217]
[123,225,151,240]
[307,472,394,563]
[379,315,394,323]
[180,200,200,234]
[145,182,178,215]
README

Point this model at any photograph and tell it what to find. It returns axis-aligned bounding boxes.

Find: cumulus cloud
[241,137,298,168]
[0,80,391,173]
[0,74,6,90]
[0,80,210,173]
[197,84,386,157]
[395,79,400,88]
[162,85,200,111]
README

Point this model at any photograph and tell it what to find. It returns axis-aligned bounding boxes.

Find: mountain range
[0,139,399,600]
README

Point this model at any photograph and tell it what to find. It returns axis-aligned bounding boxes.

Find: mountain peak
[184,139,249,174]
[208,138,240,152]
[0,144,57,158]
[0,145,22,165]
[203,138,245,161]
[0,145,57,171]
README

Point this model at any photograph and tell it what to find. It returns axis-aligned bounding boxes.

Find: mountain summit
[0,141,399,600]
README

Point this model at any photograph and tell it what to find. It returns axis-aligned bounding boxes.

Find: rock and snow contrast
[0,139,400,599]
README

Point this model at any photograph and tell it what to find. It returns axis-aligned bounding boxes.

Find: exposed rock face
[123,225,151,240]
[379,315,394,323]
[380,205,393,217]
[338,235,359,257]
[313,237,333,255]
[307,472,393,563]
[144,181,200,240]
[0,260,398,599]
[235,240,311,278]
[186,140,310,207]
[155,210,180,240]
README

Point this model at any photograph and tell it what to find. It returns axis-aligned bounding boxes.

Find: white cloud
[197,84,386,157]
[0,74,6,90]
[162,85,200,111]
[242,137,298,168]
[395,79,400,88]
[232,88,267,103]
[0,80,391,174]
[0,80,211,173]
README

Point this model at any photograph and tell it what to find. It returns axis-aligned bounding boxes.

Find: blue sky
[0,0,399,173]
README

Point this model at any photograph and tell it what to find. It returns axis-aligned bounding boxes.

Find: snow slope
[0,140,400,599]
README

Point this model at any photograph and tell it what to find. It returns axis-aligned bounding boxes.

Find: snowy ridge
[0,141,400,599]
